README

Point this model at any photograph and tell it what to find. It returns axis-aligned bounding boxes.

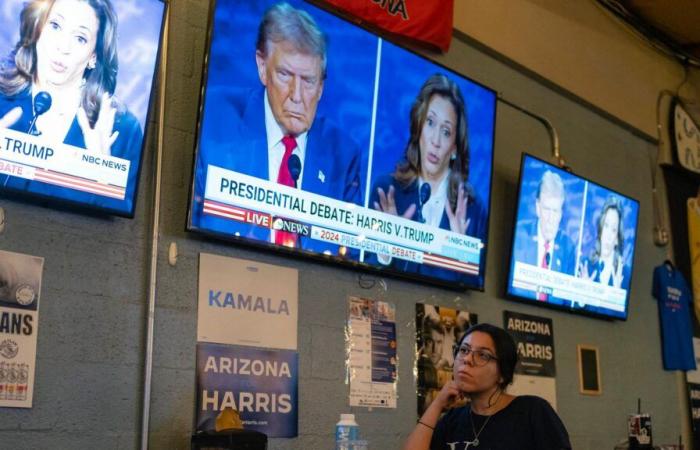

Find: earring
[450,153,456,161]
[88,60,96,70]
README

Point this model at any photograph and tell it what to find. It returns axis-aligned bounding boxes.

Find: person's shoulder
[372,174,398,189]
[310,114,359,153]
[113,103,143,136]
[509,395,556,413]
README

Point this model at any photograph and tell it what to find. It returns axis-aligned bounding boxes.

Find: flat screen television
[506,153,640,320]
[0,0,166,217]
[188,0,497,289]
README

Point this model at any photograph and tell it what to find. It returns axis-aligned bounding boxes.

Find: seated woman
[0,0,143,207]
[578,196,630,290]
[403,323,571,450]
[369,73,486,282]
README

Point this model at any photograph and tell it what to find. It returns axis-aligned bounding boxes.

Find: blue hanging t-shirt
[652,264,696,371]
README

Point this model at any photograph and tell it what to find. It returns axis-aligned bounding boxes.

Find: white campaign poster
[0,249,44,408]
[347,296,397,408]
[197,253,298,350]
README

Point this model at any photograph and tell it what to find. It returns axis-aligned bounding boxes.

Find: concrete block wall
[0,1,683,449]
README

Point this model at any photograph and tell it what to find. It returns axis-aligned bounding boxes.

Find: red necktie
[275,135,297,247]
[537,241,550,301]
[277,135,297,186]
[540,241,550,269]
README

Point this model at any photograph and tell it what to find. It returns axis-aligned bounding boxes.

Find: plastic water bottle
[335,413,359,450]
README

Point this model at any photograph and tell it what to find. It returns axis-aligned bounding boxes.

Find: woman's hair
[454,323,517,389]
[0,0,119,127]
[394,73,470,212]
[591,196,625,268]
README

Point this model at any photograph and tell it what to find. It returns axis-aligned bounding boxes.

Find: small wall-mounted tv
[506,154,640,320]
[0,0,166,217]
[188,0,497,290]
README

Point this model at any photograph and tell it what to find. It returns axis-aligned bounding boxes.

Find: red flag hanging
[320,0,454,52]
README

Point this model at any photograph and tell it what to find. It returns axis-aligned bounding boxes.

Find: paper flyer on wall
[0,249,44,408]
[197,253,298,350]
[196,342,298,437]
[503,310,557,409]
[347,296,397,408]
[416,303,477,416]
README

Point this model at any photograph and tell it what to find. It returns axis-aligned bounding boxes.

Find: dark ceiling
[621,0,700,61]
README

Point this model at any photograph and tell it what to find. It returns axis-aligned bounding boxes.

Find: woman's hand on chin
[0,107,22,129]
[78,93,119,156]
[433,380,464,411]
[445,184,469,234]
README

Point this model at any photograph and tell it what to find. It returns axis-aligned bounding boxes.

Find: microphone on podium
[416,183,431,223]
[27,91,52,136]
[287,154,302,189]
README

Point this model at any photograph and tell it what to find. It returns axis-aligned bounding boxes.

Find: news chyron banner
[204,168,482,277]
[347,296,397,408]
[197,253,298,350]
[503,310,558,409]
[196,342,298,437]
[0,128,130,200]
[0,250,43,408]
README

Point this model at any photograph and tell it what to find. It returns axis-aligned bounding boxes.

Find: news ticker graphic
[203,166,482,275]
[0,128,130,199]
[511,262,626,312]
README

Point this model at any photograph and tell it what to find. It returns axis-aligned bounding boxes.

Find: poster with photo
[415,303,477,416]
[0,249,43,408]
[348,296,397,408]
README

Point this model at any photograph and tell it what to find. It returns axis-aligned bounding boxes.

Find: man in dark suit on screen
[512,170,575,303]
[192,2,362,256]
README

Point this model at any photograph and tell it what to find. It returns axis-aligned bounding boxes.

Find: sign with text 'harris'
[197,253,298,350]
[320,0,454,52]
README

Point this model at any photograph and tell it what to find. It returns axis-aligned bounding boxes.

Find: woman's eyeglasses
[454,344,498,367]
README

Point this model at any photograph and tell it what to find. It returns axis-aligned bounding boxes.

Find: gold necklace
[466,410,492,448]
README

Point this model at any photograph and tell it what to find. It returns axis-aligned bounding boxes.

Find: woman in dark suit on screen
[369,73,485,280]
[0,0,142,199]
[578,196,630,289]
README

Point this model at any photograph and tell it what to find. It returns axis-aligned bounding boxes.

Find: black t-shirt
[430,395,571,450]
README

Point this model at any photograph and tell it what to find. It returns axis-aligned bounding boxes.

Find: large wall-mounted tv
[188,0,497,289]
[506,154,640,320]
[0,0,166,217]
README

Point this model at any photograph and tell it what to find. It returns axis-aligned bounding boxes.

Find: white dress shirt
[419,173,449,227]
[264,90,308,187]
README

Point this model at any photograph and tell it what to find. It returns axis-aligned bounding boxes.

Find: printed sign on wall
[416,303,477,416]
[504,310,556,376]
[197,253,298,350]
[348,296,398,408]
[504,310,557,409]
[0,249,43,408]
[196,342,298,437]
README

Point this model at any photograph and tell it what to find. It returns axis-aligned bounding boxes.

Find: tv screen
[0,0,166,217]
[507,154,640,320]
[188,0,496,289]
